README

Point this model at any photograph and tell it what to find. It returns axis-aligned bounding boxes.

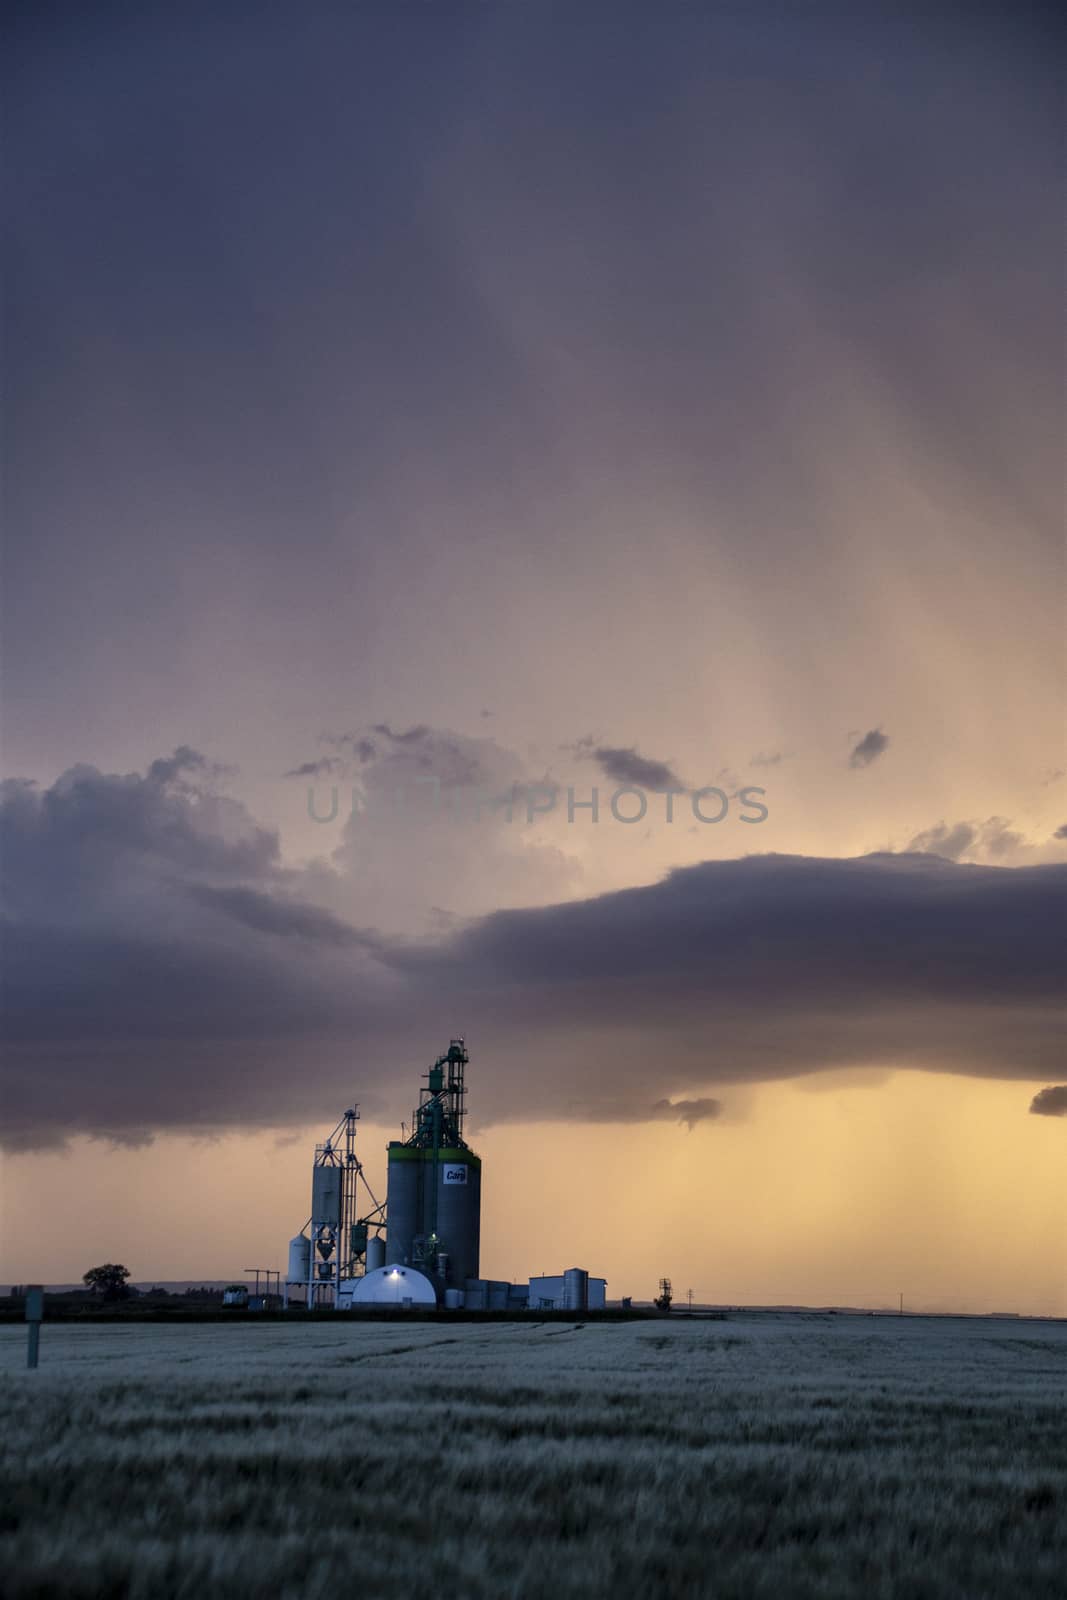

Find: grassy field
[2,1313,1064,1599]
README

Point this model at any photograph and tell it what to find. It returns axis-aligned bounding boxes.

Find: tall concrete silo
[385,1039,481,1295]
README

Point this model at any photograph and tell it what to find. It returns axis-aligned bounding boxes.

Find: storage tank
[384,1145,418,1265]
[366,1235,385,1272]
[444,1288,463,1309]
[287,1235,310,1283]
[563,1268,589,1312]
[311,1163,342,1227]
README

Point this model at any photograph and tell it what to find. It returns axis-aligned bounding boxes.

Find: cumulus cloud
[2,754,1064,1149]
[849,728,890,769]
[1054,824,1067,841]
[1029,1086,1067,1117]
[147,746,211,786]
[907,822,977,861]
[907,817,1026,863]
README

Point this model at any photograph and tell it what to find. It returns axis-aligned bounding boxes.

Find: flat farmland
[2,1313,1065,1599]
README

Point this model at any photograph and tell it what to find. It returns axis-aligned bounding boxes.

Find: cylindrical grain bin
[385,1144,419,1265]
[563,1268,589,1312]
[385,1144,481,1288]
[311,1163,342,1228]
[287,1235,311,1283]
[435,1150,481,1287]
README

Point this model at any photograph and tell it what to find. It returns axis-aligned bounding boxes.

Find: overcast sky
[2,4,1064,1309]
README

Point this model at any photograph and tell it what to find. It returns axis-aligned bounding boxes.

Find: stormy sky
[2,4,1064,1307]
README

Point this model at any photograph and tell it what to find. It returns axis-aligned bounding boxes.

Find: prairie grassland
[1,1314,1065,1599]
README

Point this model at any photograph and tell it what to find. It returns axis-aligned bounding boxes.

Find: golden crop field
[2,1313,1065,1598]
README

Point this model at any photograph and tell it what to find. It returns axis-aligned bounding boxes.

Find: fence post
[25,1285,43,1369]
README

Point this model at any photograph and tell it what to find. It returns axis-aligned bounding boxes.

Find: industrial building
[528,1272,607,1312]
[283,1040,605,1312]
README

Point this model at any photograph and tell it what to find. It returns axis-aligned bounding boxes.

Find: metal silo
[563,1267,589,1312]
[287,1107,387,1308]
[287,1235,310,1284]
[311,1163,342,1228]
[366,1235,385,1272]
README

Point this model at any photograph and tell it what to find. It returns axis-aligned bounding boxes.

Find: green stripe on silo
[387,1146,481,1169]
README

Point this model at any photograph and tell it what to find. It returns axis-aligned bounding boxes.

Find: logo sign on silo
[442,1164,467,1185]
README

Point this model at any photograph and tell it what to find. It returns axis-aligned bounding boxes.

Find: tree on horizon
[82,1263,131,1300]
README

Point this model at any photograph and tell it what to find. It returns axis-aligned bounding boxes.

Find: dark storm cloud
[147,747,209,785]
[651,1098,722,1132]
[321,735,378,764]
[849,729,890,769]
[2,757,1064,1149]
[299,726,501,794]
[1029,1086,1067,1117]
[184,884,376,949]
[577,1097,722,1130]
[573,739,684,791]
[283,757,345,779]
[373,724,431,745]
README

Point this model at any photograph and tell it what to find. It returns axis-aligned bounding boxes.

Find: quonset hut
[385,1039,481,1297]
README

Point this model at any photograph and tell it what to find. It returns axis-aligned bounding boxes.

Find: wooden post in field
[25,1285,43,1369]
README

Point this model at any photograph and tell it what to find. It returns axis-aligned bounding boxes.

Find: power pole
[687,1287,693,1311]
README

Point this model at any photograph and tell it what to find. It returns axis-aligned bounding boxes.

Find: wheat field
[1,1313,1064,1598]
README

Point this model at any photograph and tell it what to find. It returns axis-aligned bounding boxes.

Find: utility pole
[899,1292,903,1316]
[687,1287,693,1311]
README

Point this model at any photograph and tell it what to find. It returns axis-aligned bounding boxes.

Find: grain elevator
[385,1038,481,1294]
[282,1038,604,1311]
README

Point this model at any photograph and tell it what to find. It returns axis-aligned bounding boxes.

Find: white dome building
[339,1264,437,1308]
